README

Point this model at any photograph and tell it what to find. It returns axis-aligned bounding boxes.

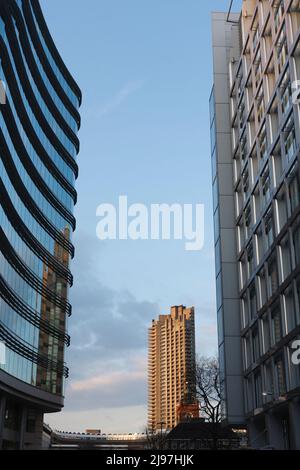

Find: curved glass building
[0,0,81,449]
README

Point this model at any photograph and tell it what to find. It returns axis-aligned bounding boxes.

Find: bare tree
[144,427,167,450]
[195,356,222,424]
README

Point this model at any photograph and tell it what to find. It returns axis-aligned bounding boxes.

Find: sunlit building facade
[211,0,300,449]
[0,0,81,449]
[148,306,197,432]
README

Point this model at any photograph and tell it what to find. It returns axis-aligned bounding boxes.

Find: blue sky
[41,0,242,433]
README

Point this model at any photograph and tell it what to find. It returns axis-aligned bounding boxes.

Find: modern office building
[0,0,81,449]
[148,306,198,432]
[211,0,300,449]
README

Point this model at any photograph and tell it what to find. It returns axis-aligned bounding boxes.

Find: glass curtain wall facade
[211,0,300,449]
[0,0,81,449]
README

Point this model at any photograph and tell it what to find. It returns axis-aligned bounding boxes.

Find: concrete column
[265,412,285,450]
[32,411,43,450]
[24,410,44,450]
[19,406,27,450]
[0,394,6,450]
[289,400,300,450]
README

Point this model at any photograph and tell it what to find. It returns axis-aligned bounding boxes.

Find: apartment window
[265,361,274,400]
[276,185,288,232]
[263,14,272,52]
[280,235,292,282]
[243,334,251,369]
[271,304,283,344]
[275,355,286,396]
[235,182,243,217]
[283,285,296,334]
[254,372,263,408]
[261,166,271,206]
[238,98,246,131]
[277,26,288,75]
[238,213,250,251]
[244,203,252,242]
[250,148,258,182]
[262,313,271,353]
[245,377,253,412]
[293,217,300,265]
[269,98,279,143]
[279,71,292,116]
[264,207,275,249]
[289,164,300,213]
[253,184,261,223]
[289,3,300,43]
[284,117,297,163]
[242,294,249,328]
[254,49,262,90]
[237,70,244,99]
[241,131,248,161]
[258,267,268,308]
[243,167,250,201]
[252,328,261,363]
[274,0,285,34]
[255,225,264,264]
[247,241,255,277]
[268,255,279,297]
[248,108,256,144]
[272,139,283,183]
[258,125,268,160]
[233,149,241,184]
[249,283,257,319]
[237,221,244,252]
[253,23,259,53]
[257,86,265,124]
[266,58,276,99]
[232,120,239,151]
[240,254,247,289]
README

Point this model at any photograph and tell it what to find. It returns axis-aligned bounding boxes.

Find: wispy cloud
[98,80,144,118]
[71,369,145,392]
[72,331,98,351]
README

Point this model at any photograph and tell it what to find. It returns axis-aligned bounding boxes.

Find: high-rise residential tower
[0,0,81,449]
[148,306,198,432]
[211,0,300,449]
